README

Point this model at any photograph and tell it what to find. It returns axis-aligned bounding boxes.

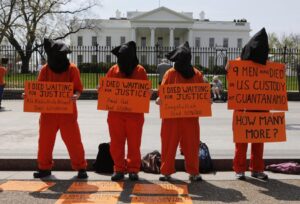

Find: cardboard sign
[131,196,192,204]
[24,81,74,113]
[0,181,55,192]
[233,111,286,143]
[132,184,188,195]
[98,77,151,113]
[67,181,123,192]
[159,83,211,118]
[55,194,119,204]
[227,60,288,111]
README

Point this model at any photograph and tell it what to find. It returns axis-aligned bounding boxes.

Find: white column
[169,28,174,48]
[188,28,193,46]
[150,27,155,47]
[131,27,136,42]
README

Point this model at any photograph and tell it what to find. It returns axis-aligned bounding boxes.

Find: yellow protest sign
[55,194,119,204]
[97,77,151,113]
[159,83,211,118]
[67,181,123,192]
[0,181,55,192]
[132,184,188,195]
[24,81,74,113]
[131,196,193,204]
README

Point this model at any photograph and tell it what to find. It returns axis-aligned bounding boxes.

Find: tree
[2,0,99,73]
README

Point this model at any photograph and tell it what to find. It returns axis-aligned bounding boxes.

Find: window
[92,36,97,46]
[120,36,126,44]
[91,55,97,63]
[106,55,111,63]
[195,37,201,48]
[106,36,111,47]
[77,36,83,46]
[223,38,229,48]
[209,38,215,48]
[77,55,83,65]
[174,37,180,47]
[157,37,163,47]
[141,55,147,64]
[141,37,146,47]
[237,38,243,48]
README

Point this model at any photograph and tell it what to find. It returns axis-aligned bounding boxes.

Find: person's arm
[71,66,83,101]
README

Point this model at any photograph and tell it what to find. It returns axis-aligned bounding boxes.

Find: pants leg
[126,114,144,173]
[59,114,87,170]
[180,118,200,175]
[108,113,127,173]
[160,119,180,175]
[233,143,248,173]
[38,114,59,170]
[249,143,264,172]
[0,85,4,107]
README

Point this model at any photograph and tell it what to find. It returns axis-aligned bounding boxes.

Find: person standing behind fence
[0,58,9,109]
[157,58,172,85]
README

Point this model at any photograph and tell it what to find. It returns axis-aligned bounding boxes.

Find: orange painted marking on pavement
[55,194,119,204]
[132,184,188,195]
[67,181,124,192]
[0,180,55,192]
[131,196,193,204]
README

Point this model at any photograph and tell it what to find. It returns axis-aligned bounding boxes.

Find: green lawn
[4,73,299,91]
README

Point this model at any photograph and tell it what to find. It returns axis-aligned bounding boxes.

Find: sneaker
[159,175,171,181]
[129,173,139,181]
[77,169,88,179]
[189,174,202,181]
[33,170,51,178]
[111,172,124,181]
[235,172,246,180]
[251,172,268,180]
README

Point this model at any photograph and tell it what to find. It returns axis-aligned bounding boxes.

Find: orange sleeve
[161,70,170,85]
[106,65,116,78]
[138,66,148,80]
[37,67,46,81]
[71,65,83,93]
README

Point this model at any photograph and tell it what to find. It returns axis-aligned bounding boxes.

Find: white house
[70,7,251,65]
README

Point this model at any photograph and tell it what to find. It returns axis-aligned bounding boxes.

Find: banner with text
[24,81,73,113]
[233,111,286,143]
[97,77,151,113]
[159,83,211,118]
[227,60,288,111]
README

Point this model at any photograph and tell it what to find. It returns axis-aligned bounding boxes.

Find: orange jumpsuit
[160,68,204,175]
[106,64,147,173]
[37,64,87,170]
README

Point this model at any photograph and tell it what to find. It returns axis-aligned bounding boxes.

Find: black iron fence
[1,46,299,91]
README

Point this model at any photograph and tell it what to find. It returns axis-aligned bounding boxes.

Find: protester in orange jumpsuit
[32,38,87,179]
[0,58,8,109]
[107,41,148,181]
[229,28,269,180]
[156,42,204,181]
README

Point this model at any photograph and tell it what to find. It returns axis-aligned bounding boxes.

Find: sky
[85,0,300,37]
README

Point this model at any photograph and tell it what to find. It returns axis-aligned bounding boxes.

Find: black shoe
[129,173,139,181]
[251,172,268,180]
[111,172,124,181]
[159,175,171,181]
[189,174,202,181]
[235,172,246,180]
[77,169,88,179]
[33,170,51,178]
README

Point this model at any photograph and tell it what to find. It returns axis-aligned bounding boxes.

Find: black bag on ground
[199,141,214,173]
[141,150,161,174]
[93,143,114,173]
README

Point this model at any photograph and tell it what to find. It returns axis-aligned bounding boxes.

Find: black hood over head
[165,41,195,79]
[241,28,269,65]
[111,41,139,77]
[44,38,71,73]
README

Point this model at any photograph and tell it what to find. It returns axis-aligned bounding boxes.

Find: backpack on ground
[93,143,114,173]
[141,150,161,174]
[266,162,300,174]
[199,141,214,173]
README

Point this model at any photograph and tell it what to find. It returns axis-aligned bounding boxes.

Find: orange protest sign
[0,181,55,192]
[55,194,119,204]
[131,196,192,204]
[233,111,286,143]
[97,77,151,113]
[227,60,288,111]
[159,83,211,118]
[24,81,74,113]
[67,181,123,192]
[132,184,188,195]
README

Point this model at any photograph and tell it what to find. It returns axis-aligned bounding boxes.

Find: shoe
[33,170,51,178]
[251,172,268,180]
[111,172,124,181]
[235,172,246,180]
[189,174,202,181]
[129,173,139,181]
[159,175,171,181]
[77,169,88,179]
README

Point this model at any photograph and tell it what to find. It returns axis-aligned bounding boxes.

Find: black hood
[44,38,71,73]
[111,41,139,77]
[166,41,195,79]
[241,28,269,65]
